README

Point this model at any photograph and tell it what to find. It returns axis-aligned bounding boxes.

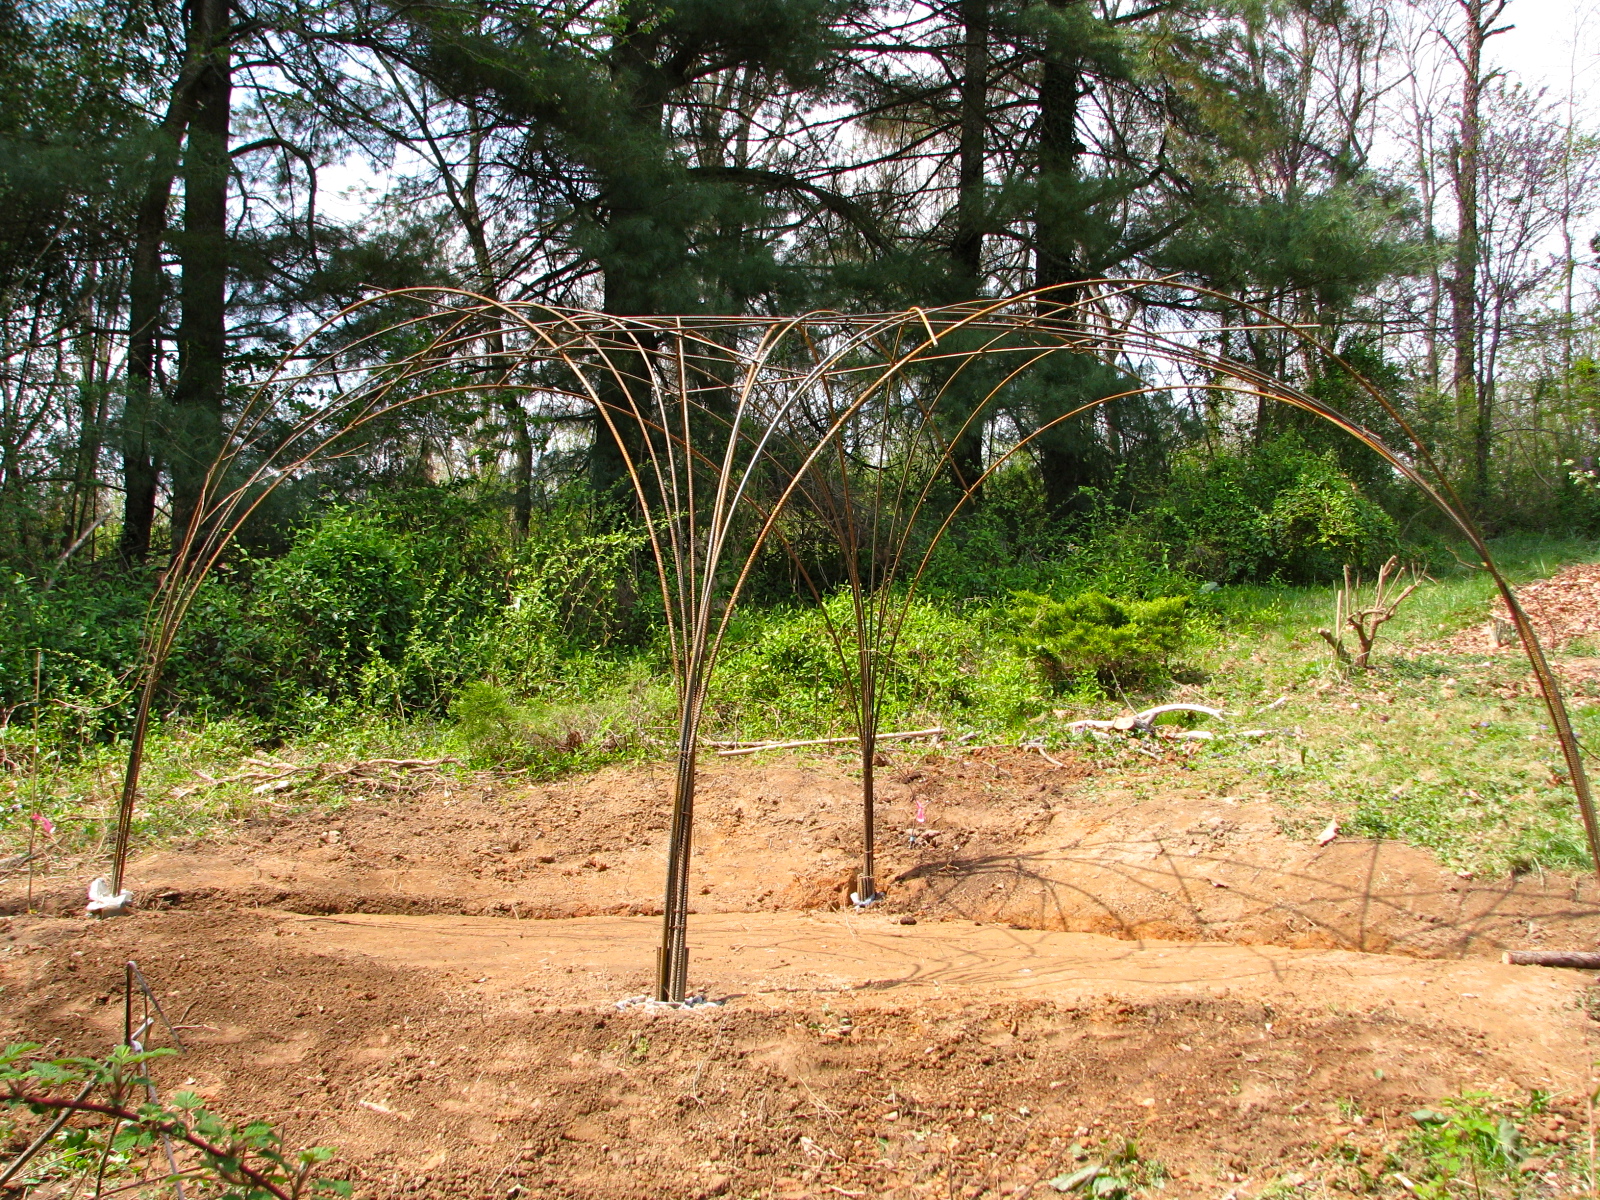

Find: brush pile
[171,756,458,799]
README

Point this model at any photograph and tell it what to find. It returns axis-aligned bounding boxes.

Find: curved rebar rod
[671,290,1600,907]
[100,282,1598,1007]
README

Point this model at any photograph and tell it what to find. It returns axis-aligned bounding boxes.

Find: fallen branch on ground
[1502,950,1600,968]
[171,756,459,799]
[1063,704,1224,735]
[711,728,945,756]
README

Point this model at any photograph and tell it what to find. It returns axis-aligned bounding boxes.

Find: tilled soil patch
[3,908,1597,1200]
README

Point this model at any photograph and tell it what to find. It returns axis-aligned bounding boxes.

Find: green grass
[6,534,1600,881]
[1152,534,1600,875]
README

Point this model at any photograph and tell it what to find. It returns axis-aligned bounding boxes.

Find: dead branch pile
[171,757,458,799]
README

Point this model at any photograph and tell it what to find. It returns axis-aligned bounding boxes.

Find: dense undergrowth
[4,439,1600,881]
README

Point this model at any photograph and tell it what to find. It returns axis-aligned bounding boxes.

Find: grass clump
[450,672,673,771]
[1388,1090,1580,1199]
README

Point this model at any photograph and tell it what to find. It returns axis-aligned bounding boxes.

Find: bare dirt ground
[3,906,1598,1200]
[11,749,1600,956]
[5,745,1600,1198]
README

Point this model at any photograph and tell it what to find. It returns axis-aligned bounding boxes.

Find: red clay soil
[5,748,1600,1198]
[10,750,1600,959]
[3,906,1597,1200]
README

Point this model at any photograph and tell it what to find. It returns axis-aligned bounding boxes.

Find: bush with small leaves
[0,1043,349,1199]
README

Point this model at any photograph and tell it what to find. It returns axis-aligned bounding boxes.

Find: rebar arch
[101,284,1599,1004]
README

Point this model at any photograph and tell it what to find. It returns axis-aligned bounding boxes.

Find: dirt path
[269,908,1594,1060]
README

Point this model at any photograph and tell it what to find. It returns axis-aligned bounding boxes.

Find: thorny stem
[1,1091,295,1200]
[94,1112,123,1199]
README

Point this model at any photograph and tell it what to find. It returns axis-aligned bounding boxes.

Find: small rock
[697,1175,730,1199]
[899,915,917,925]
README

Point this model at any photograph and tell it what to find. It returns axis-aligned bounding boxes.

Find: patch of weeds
[1047,1137,1166,1197]
[1176,574,1599,878]
[1345,777,1591,876]
[1,714,462,864]
[1580,986,1600,1022]
[0,1042,349,1197]
[1391,1091,1568,1199]
[1384,655,1460,680]
[1274,812,1334,841]
[448,669,674,774]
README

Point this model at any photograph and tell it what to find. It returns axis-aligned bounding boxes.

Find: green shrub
[712,591,1039,737]
[1153,437,1398,583]
[920,467,1200,602]
[1007,590,1189,687]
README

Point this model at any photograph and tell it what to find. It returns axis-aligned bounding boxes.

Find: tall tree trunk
[168,0,232,558]
[589,24,665,506]
[465,111,534,539]
[946,0,990,500]
[1449,0,1507,511]
[590,256,651,501]
[951,0,989,291]
[1033,13,1081,299]
[121,75,196,565]
[1031,0,1095,513]
[469,225,534,541]
[940,0,992,499]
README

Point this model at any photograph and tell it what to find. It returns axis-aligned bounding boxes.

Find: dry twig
[171,756,458,799]
[1317,557,1422,669]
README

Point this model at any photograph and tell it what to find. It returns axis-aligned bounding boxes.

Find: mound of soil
[10,750,1598,959]
[3,907,1595,1200]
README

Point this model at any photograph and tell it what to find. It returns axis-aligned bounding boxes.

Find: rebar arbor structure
[99,284,1600,1003]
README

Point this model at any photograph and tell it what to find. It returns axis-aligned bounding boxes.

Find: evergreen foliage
[1006,590,1190,687]
[0,0,1594,771]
